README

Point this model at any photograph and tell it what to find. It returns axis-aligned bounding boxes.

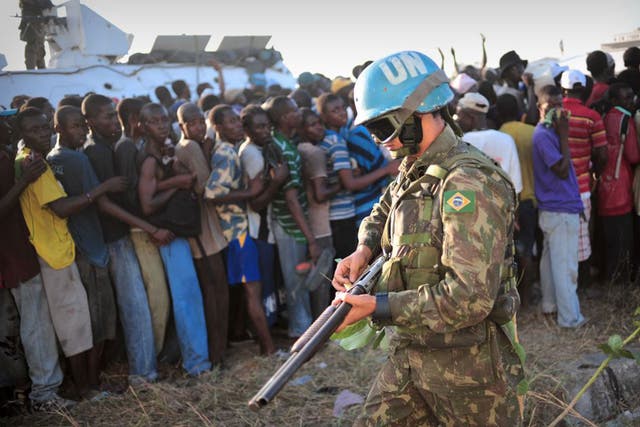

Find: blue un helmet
[353,51,453,156]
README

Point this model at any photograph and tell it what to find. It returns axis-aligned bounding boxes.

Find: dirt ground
[5,281,640,427]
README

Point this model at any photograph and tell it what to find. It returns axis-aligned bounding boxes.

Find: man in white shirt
[455,92,523,195]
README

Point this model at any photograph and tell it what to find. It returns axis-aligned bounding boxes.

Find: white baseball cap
[560,69,587,90]
[457,92,490,114]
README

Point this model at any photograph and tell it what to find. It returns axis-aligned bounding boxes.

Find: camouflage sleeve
[357,178,393,252]
[387,165,513,333]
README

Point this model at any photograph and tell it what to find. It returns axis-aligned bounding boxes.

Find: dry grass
[519,281,640,426]
[6,282,640,426]
[8,338,382,426]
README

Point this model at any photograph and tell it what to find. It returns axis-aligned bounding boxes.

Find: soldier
[19,0,53,69]
[331,51,524,426]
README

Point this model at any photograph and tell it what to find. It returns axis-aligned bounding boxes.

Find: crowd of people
[1,44,639,414]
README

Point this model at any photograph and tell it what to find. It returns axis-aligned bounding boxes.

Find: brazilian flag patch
[443,190,475,213]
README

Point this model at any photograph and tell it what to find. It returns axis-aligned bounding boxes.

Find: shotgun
[248,255,386,410]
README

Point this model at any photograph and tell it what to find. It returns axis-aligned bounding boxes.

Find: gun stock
[248,255,386,411]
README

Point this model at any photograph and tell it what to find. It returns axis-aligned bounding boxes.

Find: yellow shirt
[15,147,75,269]
[499,121,536,204]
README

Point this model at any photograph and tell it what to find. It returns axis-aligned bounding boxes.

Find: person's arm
[205,144,260,204]
[522,73,539,125]
[47,176,127,218]
[310,176,341,203]
[175,142,210,196]
[210,59,226,98]
[331,136,398,192]
[283,186,320,261]
[138,157,178,216]
[95,195,173,245]
[249,162,288,212]
[450,47,460,74]
[437,48,445,70]
[591,146,608,175]
[589,116,609,175]
[0,155,46,219]
[550,111,572,179]
[480,33,487,71]
[337,161,398,192]
[210,174,263,204]
[156,173,195,191]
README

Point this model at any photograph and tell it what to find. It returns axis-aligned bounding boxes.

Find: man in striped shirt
[560,70,608,290]
[264,96,319,338]
[317,93,399,260]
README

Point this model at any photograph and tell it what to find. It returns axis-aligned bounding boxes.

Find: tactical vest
[377,141,520,347]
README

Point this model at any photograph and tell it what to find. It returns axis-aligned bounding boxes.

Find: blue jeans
[254,239,278,327]
[10,275,64,402]
[515,199,537,258]
[108,237,158,382]
[271,220,312,337]
[159,238,211,375]
[539,211,585,328]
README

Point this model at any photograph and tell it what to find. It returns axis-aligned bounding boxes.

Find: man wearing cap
[456,92,523,196]
[497,50,538,125]
[586,50,616,107]
[450,72,478,97]
[560,69,608,291]
[331,50,523,426]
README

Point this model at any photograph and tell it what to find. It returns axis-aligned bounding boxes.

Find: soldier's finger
[331,278,346,292]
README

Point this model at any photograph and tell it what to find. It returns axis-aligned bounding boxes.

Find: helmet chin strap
[391,113,423,158]
[390,145,418,159]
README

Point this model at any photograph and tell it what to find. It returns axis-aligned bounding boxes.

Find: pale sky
[1,0,638,79]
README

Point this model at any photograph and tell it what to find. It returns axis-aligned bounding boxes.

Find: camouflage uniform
[356,124,523,426]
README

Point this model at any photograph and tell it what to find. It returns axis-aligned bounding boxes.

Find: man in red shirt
[599,82,640,285]
[560,69,608,290]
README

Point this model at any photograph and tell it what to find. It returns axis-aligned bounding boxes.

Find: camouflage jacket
[361,125,517,347]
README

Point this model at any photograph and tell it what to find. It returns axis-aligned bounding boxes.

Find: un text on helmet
[379,52,428,85]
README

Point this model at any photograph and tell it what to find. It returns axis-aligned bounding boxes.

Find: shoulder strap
[614,113,631,179]
[380,163,440,253]
[621,113,630,138]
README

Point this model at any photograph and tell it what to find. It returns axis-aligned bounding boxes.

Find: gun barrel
[248,299,359,410]
[248,256,386,410]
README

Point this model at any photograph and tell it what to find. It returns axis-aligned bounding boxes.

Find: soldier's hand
[332,245,372,292]
[332,293,376,332]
